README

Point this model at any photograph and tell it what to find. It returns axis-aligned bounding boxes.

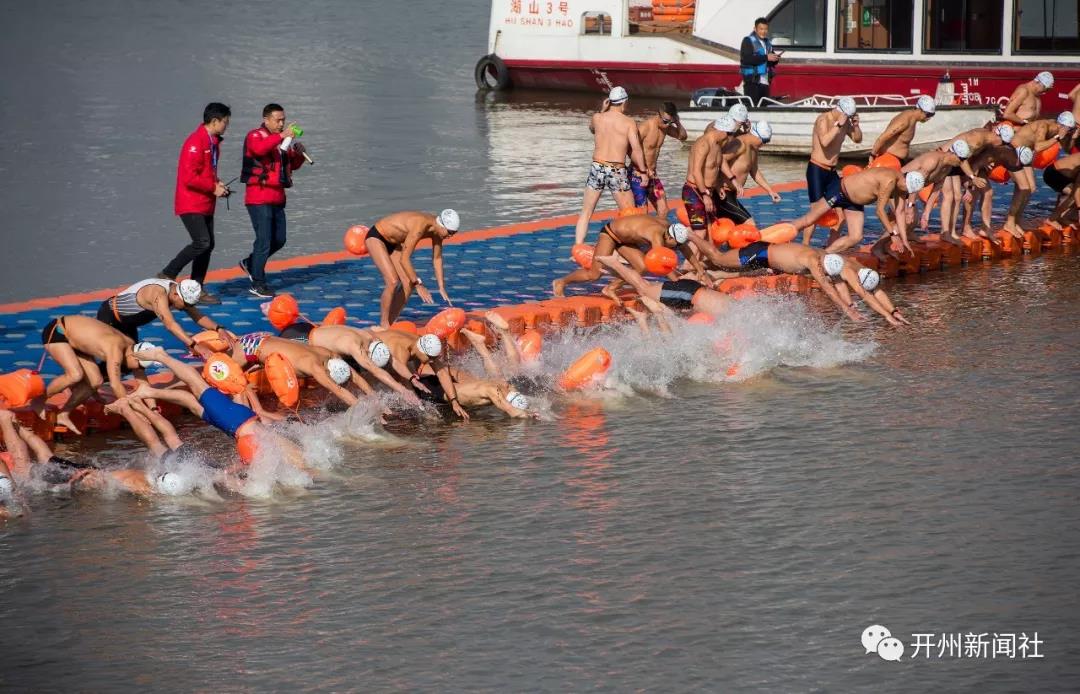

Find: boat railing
[693,93,927,109]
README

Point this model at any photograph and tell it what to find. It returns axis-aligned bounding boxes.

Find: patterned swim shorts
[586,161,631,193]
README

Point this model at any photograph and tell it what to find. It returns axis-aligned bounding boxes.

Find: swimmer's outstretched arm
[433,360,469,421]
[808,261,863,322]
[348,348,420,403]
[0,410,30,473]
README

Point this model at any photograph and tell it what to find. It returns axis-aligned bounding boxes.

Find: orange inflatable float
[1032,142,1060,169]
[816,209,841,228]
[559,347,612,391]
[265,352,299,408]
[390,320,419,335]
[322,307,347,326]
[988,165,1010,183]
[644,247,678,275]
[919,185,934,203]
[425,307,467,338]
[571,243,594,270]
[616,206,648,218]
[515,329,543,362]
[0,369,45,408]
[758,222,797,244]
[869,153,902,171]
[727,224,761,249]
[192,330,230,352]
[344,225,369,255]
[841,164,863,178]
[675,205,691,226]
[236,434,259,464]
[202,354,247,395]
[709,217,734,246]
[266,294,300,331]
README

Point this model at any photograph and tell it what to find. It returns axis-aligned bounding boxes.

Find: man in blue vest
[740,18,782,106]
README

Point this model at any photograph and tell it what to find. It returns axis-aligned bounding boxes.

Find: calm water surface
[1,2,1079,692]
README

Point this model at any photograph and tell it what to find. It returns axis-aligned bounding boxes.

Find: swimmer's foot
[639,295,673,316]
[979,228,1001,246]
[551,279,566,298]
[460,328,487,350]
[1003,222,1024,239]
[128,383,157,401]
[1046,219,1064,231]
[55,411,82,436]
[483,310,509,333]
[600,283,624,307]
[624,305,651,334]
[103,398,128,415]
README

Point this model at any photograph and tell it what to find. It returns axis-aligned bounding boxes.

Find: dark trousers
[743,80,771,107]
[162,213,215,283]
[244,204,287,283]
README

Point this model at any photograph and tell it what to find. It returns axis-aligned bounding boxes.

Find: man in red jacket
[237,103,307,298]
[160,102,231,304]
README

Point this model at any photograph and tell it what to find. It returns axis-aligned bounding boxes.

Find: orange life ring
[515,329,543,362]
[918,185,934,203]
[571,243,594,270]
[0,369,45,408]
[322,307,347,326]
[344,225,369,255]
[266,294,300,331]
[202,354,247,395]
[709,218,734,246]
[265,352,299,408]
[644,247,678,275]
[559,347,611,390]
[425,307,467,338]
[758,222,797,244]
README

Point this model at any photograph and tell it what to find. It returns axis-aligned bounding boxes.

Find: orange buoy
[0,369,45,408]
[988,165,1010,183]
[515,329,543,362]
[558,347,612,391]
[918,185,933,203]
[236,434,259,464]
[675,205,691,227]
[758,222,797,244]
[616,206,648,218]
[344,225,369,255]
[869,153,902,171]
[841,164,863,178]
[425,307,467,338]
[816,209,841,228]
[202,354,247,395]
[322,307,347,326]
[571,243,594,270]
[192,330,230,352]
[709,217,734,246]
[265,352,299,408]
[727,224,761,249]
[1032,142,1060,169]
[390,320,419,335]
[644,246,678,275]
[266,294,300,331]
[687,312,714,325]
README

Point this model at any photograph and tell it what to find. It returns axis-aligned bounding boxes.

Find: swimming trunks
[365,225,401,252]
[279,322,316,343]
[824,180,865,212]
[659,278,704,310]
[1044,165,1071,193]
[630,169,666,207]
[414,374,447,404]
[681,183,722,231]
[738,241,772,271]
[238,331,272,364]
[199,388,257,438]
[41,318,68,345]
[587,161,630,193]
[806,161,842,203]
[714,193,753,225]
[947,166,964,178]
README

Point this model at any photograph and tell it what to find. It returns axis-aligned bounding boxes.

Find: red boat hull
[501,58,1080,108]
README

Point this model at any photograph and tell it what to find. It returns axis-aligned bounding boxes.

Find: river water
[2,1,1079,692]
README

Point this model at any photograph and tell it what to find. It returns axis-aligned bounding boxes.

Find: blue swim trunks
[738,241,771,271]
[629,169,666,207]
[806,162,842,203]
[199,388,257,438]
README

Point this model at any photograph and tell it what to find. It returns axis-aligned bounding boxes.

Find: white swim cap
[178,279,202,305]
[506,390,530,411]
[904,171,926,194]
[0,476,13,498]
[858,267,881,291]
[916,95,936,114]
[155,472,193,496]
[417,334,443,357]
[1057,111,1076,129]
[132,341,159,368]
[950,139,971,159]
[438,209,460,233]
[728,103,749,123]
[667,223,689,244]
[1035,71,1054,89]
[608,86,628,104]
[713,115,737,133]
[751,120,773,143]
[327,358,351,385]
[1016,145,1034,166]
[823,253,845,277]
[367,339,391,368]
[836,97,857,117]
[995,123,1015,144]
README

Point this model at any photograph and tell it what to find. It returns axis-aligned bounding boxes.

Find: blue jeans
[245,204,287,283]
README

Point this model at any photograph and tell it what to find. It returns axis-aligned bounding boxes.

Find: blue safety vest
[740,33,772,79]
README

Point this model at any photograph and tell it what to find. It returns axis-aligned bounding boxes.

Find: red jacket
[241,126,305,206]
[174,125,221,216]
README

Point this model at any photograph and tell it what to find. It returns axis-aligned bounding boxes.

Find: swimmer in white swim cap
[800,95,862,244]
[869,96,936,166]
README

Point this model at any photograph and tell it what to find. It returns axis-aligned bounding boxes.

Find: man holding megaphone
[238,103,309,298]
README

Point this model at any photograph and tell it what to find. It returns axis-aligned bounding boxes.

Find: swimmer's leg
[793,199,832,245]
[0,410,31,473]
[387,252,414,324]
[824,209,864,253]
[366,237,407,328]
[574,187,604,246]
[636,296,673,334]
[553,235,614,296]
[122,383,204,418]
[461,329,502,379]
[624,305,652,336]
[135,348,209,398]
[128,397,184,451]
[593,254,663,302]
[484,311,521,369]
[1004,168,1032,237]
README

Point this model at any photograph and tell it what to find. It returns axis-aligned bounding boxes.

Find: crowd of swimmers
[2,72,1078,512]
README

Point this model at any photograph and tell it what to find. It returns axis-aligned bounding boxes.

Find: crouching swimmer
[820,253,909,326]
[373,330,470,421]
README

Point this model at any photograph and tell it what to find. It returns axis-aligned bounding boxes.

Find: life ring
[816,209,841,228]
[868,153,902,171]
[474,54,511,91]
[344,225,368,255]
[265,352,300,408]
[571,243,595,270]
[0,369,45,408]
[390,320,419,335]
[841,164,863,178]
[559,347,612,391]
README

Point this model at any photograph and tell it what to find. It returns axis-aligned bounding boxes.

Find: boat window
[581,11,612,35]
[768,0,826,49]
[925,0,1004,52]
[1014,0,1080,53]
[837,0,914,51]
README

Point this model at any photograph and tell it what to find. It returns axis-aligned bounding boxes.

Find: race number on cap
[905,171,926,194]
[751,120,773,143]
[995,124,1015,144]
[1035,71,1054,88]
[1016,146,1034,166]
[858,267,880,291]
[417,334,443,357]
[327,358,351,385]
